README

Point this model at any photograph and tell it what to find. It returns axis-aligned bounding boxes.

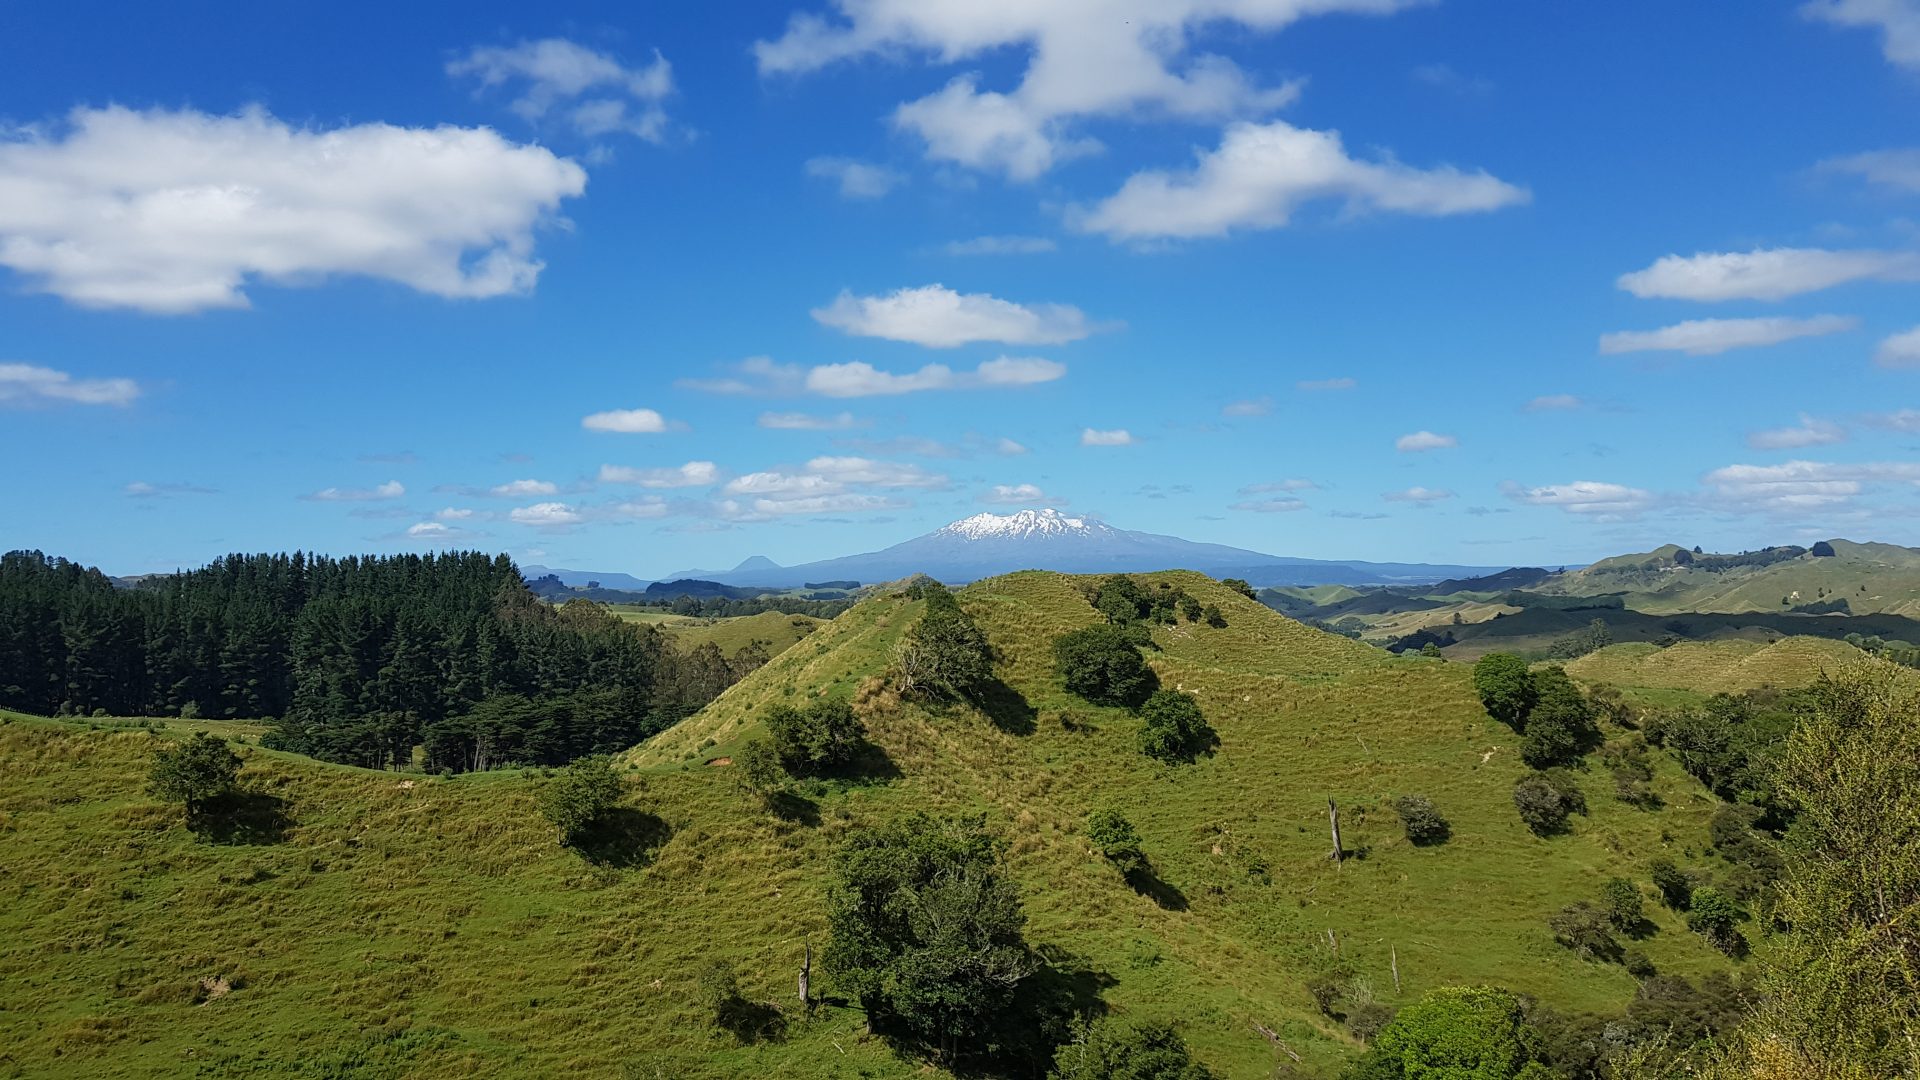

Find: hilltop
[0,568,1749,1078]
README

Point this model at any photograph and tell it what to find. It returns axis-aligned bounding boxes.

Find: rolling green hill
[2,571,1750,1079]
[660,611,828,659]
[1537,538,1920,617]
[1564,637,1860,697]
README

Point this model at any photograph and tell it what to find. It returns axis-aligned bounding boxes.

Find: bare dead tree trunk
[794,933,810,1006]
[1328,798,1343,863]
[1391,945,1401,993]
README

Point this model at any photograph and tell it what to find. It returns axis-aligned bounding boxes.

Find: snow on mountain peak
[937,508,1106,541]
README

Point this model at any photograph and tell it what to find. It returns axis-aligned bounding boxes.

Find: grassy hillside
[661,611,827,658]
[1539,539,1920,617]
[2,571,1747,1079]
[1564,637,1859,697]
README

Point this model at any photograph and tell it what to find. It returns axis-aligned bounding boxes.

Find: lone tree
[1342,986,1554,1079]
[537,754,624,846]
[147,732,242,817]
[1392,794,1451,846]
[762,698,863,776]
[896,583,993,701]
[1685,886,1744,954]
[1054,624,1158,708]
[1649,858,1693,910]
[1472,653,1537,729]
[1220,578,1257,601]
[1512,772,1580,836]
[1137,689,1218,764]
[1519,667,1599,768]
[823,813,1036,1062]
[1084,808,1147,875]
[1048,1016,1217,1080]
[1093,574,1150,624]
[1602,877,1645,932]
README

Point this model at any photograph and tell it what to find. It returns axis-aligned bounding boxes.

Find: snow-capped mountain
[647,508,1504,588]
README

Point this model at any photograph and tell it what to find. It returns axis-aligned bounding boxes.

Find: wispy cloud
[1395,430,1457,452]
[597,461,718,488]
[449,37,676,141]
[1081,428,1135,446]
[303,480,405,502]
[0,362,140,407]
[759,410,863,430]
[1222,396,1272,417]
[1297,377,1356,392]
[1599,315,1857,356]
[805,156,904,199]
[1616,247,1920,302]
[1525,394,1583,412]
[1747,415,1847,450]
[943,235,1057,256]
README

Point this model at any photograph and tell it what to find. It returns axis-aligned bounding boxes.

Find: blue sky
[6,1,1920,577]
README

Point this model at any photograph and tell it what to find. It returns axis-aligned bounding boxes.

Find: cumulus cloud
[1074,119,1527,242]
[1822,148,1920,192]
[804,356,1066,397]
[491,478,558,497]
[943,235,1057,256]
[0,362,139,406]
[711,455,946,520]
[303,480,405,502]
[1747,415,1848,450]
[1525,394,1582,412]
[509,501,585,527]
[1231,497,1309,513]
[0,106,585,314]
[804,456,948,489]
[1222,396,1272,416]
[755,1,1410,179]
[759,410,862,430]
[597,461,718,488]
[1598,315,1858,356]
[1081,428,1134,446]
[1876,325,1920,367]
[813,284,1102,346]
[1383,486,1454,503]
[1395,430,1457,452]
[1239,479,1317,494]
[1616,247,1920,302]
[1504,480,1655,519]
[805,156,904,198]
[1703,459,1920,512]
[1803,0,1920,69]
[980,483,1054,505]
[997,437,1029,455]
[1864,407,1920,432]
[1297,377,1356,391]
[581,407,679,433]
[448,37,675,141]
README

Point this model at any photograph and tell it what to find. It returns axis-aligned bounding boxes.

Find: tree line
[0,549,749,770]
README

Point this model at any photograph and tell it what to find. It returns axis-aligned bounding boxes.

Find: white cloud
[804,356,1065,397]
[1074,119,1527,242]
[304,480,405,502]
[1598,315,1858,356]
[724,471,842,498]
[1412,63,1492,96]
[1864,407,1920,432]
[0,106,584,314]
[597,461,718,488]
[751,493,908,516]
[759,410,862,430]
[407,522,453,538]
[1822,148,1920,193]
[1703,459,1920,512]
[125,481,215,498]
[1222,396,1272,417]
[1081,427,1134,446]
[581,407,677,433]
[1616,248,1920,302]
[1505,480,1655,519]
[608,498,670,519]
[805,456,948,489]
[1297,376,1356,391]
[448,38,675,141]
[1231,497,1309,513]
[943,235,1057,256]
[1803,0,1920,69]
[510,501,585,526]
[1239,479,1316,494]
[980,483,1053,505]
[805,156,904,198]
[491,478,558,497]
[996,437,1029,455]
[435,507,475,520]
[675,356,806,396]
[0,362,139,406]
[1395,430,1457,452]
[1876,325,1920,367]
[1747,415,1848,450]
[755,1,1407,179]
[813,284,1101,347]
[1383,486,1454,503]
[1525,394,1582,412]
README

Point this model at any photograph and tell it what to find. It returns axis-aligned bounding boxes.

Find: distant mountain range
[642,508,1505,588]
[520,565,652,591]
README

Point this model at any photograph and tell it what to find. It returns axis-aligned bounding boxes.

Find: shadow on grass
[714,997,787,1045]
[1123,865,1189,912]
[573,808,673,868]
[968,677,1038,736]
[188,790,293,845]
[767,791,822,826]
[835,738,903,784]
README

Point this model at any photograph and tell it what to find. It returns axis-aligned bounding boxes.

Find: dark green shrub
[1601,877,1644,932]
[1085,809,1146,875]
[1548,901,1620,961]
[762,699,863,776]
[1512,773,1574,836]
[1650,858,1693,910]
[147,732,241,816]
[1137,690,1218,764]
[1048,1016,1216,1080]
[537,755,624,845]
[1472,653,1537,729]
[1054,624,1158,708]
[1392,794,1451,846]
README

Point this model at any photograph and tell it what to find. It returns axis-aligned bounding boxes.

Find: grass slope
[1564,637,1859,696]
[660,611,826,658]
[3,571,1742,1079]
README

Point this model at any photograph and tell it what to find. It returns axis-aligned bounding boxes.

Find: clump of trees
[1137,690,1218,764]
[1048,1016,1216,1080]
[147,731,241,818]
[822,813,1037,1063]
[1084,808,1147,875]
[895,582,993,701]
[536,755,625,846]
[1340,986,1553,1079]
[1081,574,1229,629]
[763,698,864,776]
[1517,668,1602,769]
[1548,901,1620,962]
[1054,624,1158,709]
[1391,794,1451,846]
[1512,770,1585,836]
